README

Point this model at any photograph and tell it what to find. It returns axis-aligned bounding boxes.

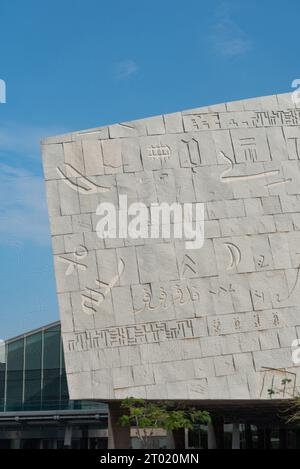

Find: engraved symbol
[287,137,300,160]
[172,284,200,305]
[173,285,186,305]
[188,286,200,302]
[147,144,171,160]
[276,263,300,303]
[67,318,196,351]
[58,245,88,276]
[134,283,200,314]
[134,288,157,314]
[118,122,136,130]
[78,220,91,231]
[264,178,292,189]
[159,172,169,182]
[239,137,258,162]
[256,254,269,270]
[273,313,280,327]
[81,258,125,315]
[181,137,201,166]
[134,286,170,314]
[255,110,300,127]
[224,242,241,270]
[251,289,265,309]
[212,320,221,334]
[95,258,126,297]
[57,164,111,194]
[81,288,105,315]
[253,313,262,328]
[234,317,241,331]
[185,109,300,131]
[103,161,122,170]
[209,284,235,296]
[189,383,208,395]
[220,151,279,183]
[181,254,197,277]
[158,287,168,309]
[188,113,220,130]
[228,118,239,128]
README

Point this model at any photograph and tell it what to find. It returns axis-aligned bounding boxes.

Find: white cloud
[0,163,50,246]
[114,60,138,80]
[209,3,252,58]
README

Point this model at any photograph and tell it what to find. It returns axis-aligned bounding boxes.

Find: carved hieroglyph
[42,93,300,401]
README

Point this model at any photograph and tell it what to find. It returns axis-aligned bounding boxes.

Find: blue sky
[0,0,299,339]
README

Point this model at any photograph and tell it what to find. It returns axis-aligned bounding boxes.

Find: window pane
[0,362,5,412]
[42,326,61,409]
[6,339,24,411]
[43,326,60,369]
[24,333,42,410]
[43,369,60,409]
[60,372,69,409]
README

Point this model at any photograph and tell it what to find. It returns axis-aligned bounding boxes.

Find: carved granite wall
[42,93,300,401]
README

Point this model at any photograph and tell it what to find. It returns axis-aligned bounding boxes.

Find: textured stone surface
[42,93,300,401]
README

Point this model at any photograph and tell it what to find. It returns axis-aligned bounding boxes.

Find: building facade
[0,323,107,449]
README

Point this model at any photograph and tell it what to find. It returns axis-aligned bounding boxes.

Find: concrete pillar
[184,428,189,449]
[108,402,131,449]
[207,423,217,449]
[107,412,114,450]
[232,423,240,450]
[64,425,72,449]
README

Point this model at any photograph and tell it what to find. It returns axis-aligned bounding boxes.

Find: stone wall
[42,93,300,401]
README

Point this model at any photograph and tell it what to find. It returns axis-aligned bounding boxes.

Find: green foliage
[119,397,211,449]
[284,397,300,424]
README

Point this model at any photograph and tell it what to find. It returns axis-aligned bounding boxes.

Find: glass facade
[0,322,104,413]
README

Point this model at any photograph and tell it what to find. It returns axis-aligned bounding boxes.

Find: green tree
[119,397,211,449]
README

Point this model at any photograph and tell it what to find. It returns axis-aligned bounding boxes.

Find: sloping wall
[42,93,300,401]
